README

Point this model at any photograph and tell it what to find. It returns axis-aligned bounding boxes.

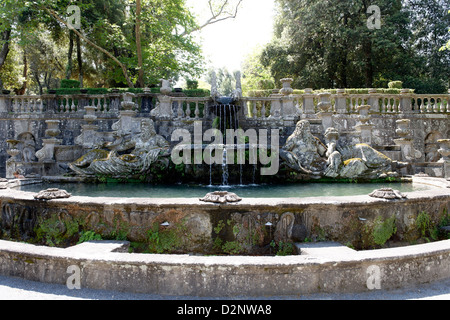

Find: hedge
[48,88,210,97]
[245,88,414,97]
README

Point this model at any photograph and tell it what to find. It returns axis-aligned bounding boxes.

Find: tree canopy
[258,0,449,93]
[0,0,243,92]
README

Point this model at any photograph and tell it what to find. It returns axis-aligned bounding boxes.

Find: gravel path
[0,275,448,300]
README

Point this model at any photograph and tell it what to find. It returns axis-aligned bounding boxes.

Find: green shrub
[372,216,397,246]
[61,79,81,88]
[186,79,198,90]
[388,81,403,89]
[77,230,103,244]
[416,211,432,238]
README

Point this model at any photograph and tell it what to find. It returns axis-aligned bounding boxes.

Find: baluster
[349,96,354,113]
[194,102,200,119]
[29,98,34,112]
[418,98,424,113]
[96,96,102,112]
[177,100,184,118]
[261,101,266,119]
[70,98,75,112]
[425,97,432,113]
[37,98,43,113]
[20,98,24,113]
[243,101,249,119]
[21,98,27,113]
[252,101,257,119]
[103,97,108,112]
[186,101,191,119]
[433,98,439,113]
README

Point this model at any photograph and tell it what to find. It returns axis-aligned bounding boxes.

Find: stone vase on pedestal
[394,119,421,163]
[279,78,294,96]
[437,139,450,179]
[317,92,334,131]
[6,139,21,162]
[75,106,101,149]
[160,79,172,96]
[355,105,374,145]
[36,120,61,162]
[279,78,299,120]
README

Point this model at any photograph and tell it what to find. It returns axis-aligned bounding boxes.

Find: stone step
[295,241,357,258]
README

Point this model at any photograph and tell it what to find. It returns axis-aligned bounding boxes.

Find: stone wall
[0,92,449,178]
[1,181,448,254]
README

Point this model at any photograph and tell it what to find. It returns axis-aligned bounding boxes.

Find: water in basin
[17,182,427,199]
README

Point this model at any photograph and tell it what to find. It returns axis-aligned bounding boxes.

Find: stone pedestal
[0,94,9,112]
[75,106,102,149]
[355,105,373,145]
[281,96,298,120]
[152,95,173,119]
[368,88,379,113]
[335,89,347,114]
[35,120,61,162]
[269,90,282,119]
[279,79,298,120]
[302,88,315,114]
[399,89,413,114]
[317,92,334,131]
[437,139,450,178]
[393,119,421,162]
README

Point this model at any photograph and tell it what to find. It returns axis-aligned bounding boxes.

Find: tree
[261,0,448,92]
[241,46,275,94]
[1,0,246,90]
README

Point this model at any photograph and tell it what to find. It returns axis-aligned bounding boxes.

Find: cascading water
[222,147,229,186]
[209,98,241,186]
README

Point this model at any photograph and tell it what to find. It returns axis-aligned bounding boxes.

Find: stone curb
[0,239,449,297]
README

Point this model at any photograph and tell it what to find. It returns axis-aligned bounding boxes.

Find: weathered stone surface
[34,188,72,200]
[369,188,407,200]
[199,191,242,204]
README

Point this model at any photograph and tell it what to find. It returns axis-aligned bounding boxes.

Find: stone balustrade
[0,89,448,121]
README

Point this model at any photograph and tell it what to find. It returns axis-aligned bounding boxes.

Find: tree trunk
[76,34,83,87]
[15,48,28,95]
[66,30,74,79]
[363,40,373,88]
[135,0,144,88]
[0,29,11,90]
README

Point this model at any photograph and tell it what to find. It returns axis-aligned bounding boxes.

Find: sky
[186,0,276,73]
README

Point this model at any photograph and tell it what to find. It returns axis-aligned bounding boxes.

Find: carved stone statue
[323,127,342,178]
[20,133,36,163]
[70,119,170,177]
[280,120,327,174]
[282,122,403,180]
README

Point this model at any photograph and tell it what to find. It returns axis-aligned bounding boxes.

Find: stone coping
[0,238,449,296]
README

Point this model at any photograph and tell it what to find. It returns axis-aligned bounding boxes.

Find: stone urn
[121,92,136,110]
[160,79,172,96]
[279,78,294,96]
[317,92,332,112]
[395,119,411,139]
[45,120,61,138]
[84,106,98,124]
[6,139,21,161]
[438,139,450,161]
